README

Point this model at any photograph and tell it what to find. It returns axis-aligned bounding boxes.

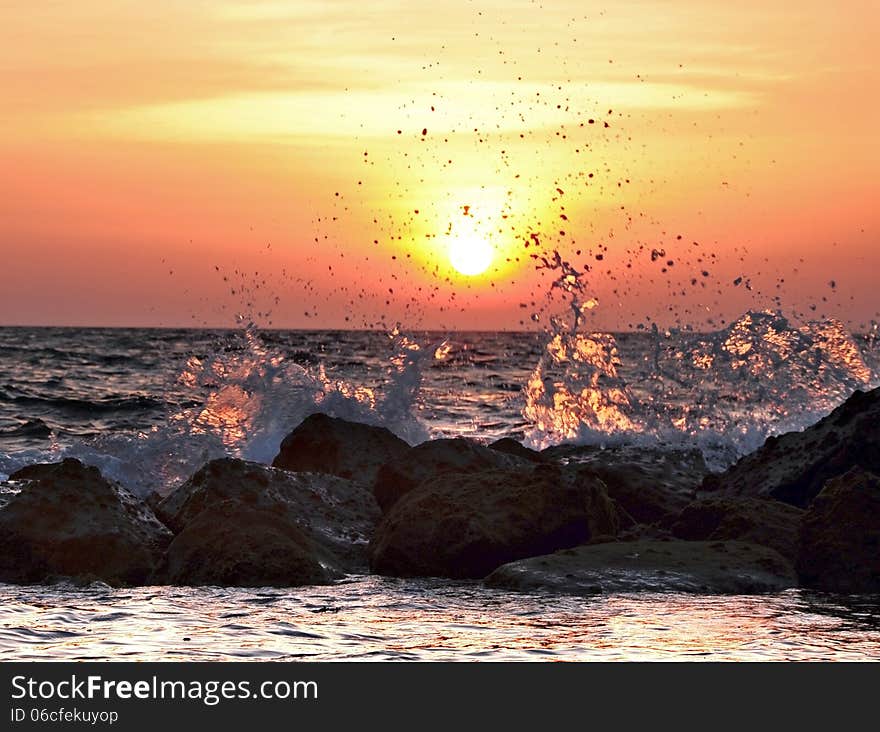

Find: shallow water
[1,579,878,662]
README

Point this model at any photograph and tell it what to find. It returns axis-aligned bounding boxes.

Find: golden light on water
[2,580,877,661]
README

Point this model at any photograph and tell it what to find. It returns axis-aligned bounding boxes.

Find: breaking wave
[522,253,879,469]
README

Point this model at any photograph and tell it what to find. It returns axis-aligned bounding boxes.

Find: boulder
[0,458,171,586]
[486,539,797,595]
[156,501,338,587]
[667,496,804,563]
[373,437,530,512]
[701,387,880,507]
[370,464,618,579]
[542,444,707,524]
[272,413,409,484]
[488,437,547,463]
[157,457,380,572]
[797,467,880,593]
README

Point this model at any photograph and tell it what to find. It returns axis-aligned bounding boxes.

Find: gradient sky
[2,1,878,330]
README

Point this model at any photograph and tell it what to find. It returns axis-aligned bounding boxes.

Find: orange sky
[2,1,878,330]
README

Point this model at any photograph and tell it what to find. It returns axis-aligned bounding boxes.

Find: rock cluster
[2,390,877,594]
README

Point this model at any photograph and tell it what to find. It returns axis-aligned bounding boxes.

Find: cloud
[86,80,757,143]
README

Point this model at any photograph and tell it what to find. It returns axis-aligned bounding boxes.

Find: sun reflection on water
[1,579,877,662]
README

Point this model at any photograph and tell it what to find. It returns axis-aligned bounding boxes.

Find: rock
[541,444,707,524]
[373,437,530,512]
[157,458,380,572]
[370,464,618,579]
[488,437,547,463]
[272,413,410,484]
[797,467,880,593]
[702,387,880,507]
[667,496,804,563]
[0,459,171,586]
[156,501,338,588]
[486,539,797,595]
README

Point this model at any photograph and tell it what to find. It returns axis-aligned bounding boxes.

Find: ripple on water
[0,579,878,661]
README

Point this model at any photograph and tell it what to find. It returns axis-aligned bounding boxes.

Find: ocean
[1,318,879,661]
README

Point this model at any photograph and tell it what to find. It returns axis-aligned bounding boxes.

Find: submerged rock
[486,539,797,595]
[702,387,880,507]
[797,467,880,593]
[272,413,410,484]
[370,464,618,579]
[542,444,707,524]
[667,496,804,563]
[0,459,171,586]
[373,437,529,512]
[157,457,380,574]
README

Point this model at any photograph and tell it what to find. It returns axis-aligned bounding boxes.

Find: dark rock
[667,496,804,563]
[145,490,163,516]
[797,467,880,593]
[541,444,707,524]
[373,437,529,512]
[157,458,379,572]
[488,437,547,463]
[486,539,797,595]
[272,413,410,484]
[0,459,171,586]
[370,464,618,579]
[701,387,880,507]
[157,501,338,588]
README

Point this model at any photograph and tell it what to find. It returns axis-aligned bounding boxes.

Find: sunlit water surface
[1,578,877,661]
[2,326,879,662]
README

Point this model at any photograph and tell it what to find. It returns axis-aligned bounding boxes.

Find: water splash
[45,322,442,495]
[524,250,640,446]
[524,253,879,469]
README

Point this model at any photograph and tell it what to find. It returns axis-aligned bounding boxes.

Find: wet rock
[702,387,880,507]
[667,496,804,563]
[488,437,547,463]
[272,413,410,484]
[797,467,880,593]
[157,501,338,588]
[0,459,171,586]
[373,437,529,512]
[486,539,797,595]
[157,457,380,572]
[370,464,618,579]
[542,444,707,524]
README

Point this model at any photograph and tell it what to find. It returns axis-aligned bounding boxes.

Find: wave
[20,323,444,495]
[0,388,162,414]
[1,296,877,493]
[0,419,52,439]
[521,252,879,469]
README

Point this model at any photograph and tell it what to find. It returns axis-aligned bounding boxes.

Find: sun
[448,234,494,276]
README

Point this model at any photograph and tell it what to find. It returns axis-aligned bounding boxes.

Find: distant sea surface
[1,323,878,661]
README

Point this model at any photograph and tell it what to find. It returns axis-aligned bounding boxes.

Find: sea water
[1,320,878,661]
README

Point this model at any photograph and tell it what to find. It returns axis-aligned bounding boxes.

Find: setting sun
[448,234,494,276]
[1,0,879,678]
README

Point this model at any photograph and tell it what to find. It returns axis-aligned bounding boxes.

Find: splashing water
[524,250,641,445]
[523,253,879,469]
[25,323,444,496]
[0,304,876,489]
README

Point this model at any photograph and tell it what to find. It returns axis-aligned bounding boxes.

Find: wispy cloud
[86,79,757,143]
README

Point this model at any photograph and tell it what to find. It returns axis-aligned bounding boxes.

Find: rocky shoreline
[1,389,878,595]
